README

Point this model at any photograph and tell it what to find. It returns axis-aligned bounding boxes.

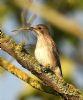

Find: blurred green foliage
[0,0,83,100]
[47,0,82,12]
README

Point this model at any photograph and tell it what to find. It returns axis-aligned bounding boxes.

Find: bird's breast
[35,47,56,67]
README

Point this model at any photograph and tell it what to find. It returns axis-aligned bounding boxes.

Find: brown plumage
[31,24,63,77]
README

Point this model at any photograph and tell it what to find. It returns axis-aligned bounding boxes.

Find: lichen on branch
[0,31,83,100]
[0,57,58,95]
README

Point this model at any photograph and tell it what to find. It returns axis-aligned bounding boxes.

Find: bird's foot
[40,64,54,74]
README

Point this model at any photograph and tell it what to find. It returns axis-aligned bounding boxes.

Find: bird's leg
[39,63,62,78]
[42,64,54,74]
[45,64,62,78]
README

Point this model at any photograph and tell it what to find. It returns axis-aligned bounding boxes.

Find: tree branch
[0,31,83,100]
[0,57,58,95]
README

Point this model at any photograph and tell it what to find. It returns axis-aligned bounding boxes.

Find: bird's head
[30,24,49,36]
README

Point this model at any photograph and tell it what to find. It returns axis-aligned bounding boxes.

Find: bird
[14,24,63,77]
[29,24,63,78]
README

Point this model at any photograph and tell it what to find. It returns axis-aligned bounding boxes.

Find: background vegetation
[0,0,83,100]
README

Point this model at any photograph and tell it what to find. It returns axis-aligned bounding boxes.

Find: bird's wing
[52,42,63,76]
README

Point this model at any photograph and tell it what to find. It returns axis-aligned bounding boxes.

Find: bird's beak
[29,26,39,36]
[29,27,37,30]
[28,27,34,31]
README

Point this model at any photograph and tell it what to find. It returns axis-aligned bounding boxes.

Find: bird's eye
[38,27,41,30]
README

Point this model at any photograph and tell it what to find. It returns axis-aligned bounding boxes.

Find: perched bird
[13,24,63,77]
[29,24,63,77]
